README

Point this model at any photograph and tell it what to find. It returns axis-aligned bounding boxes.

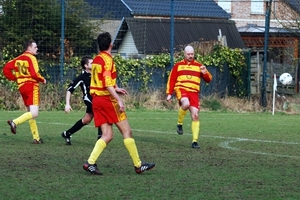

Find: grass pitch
[0,110,299,199]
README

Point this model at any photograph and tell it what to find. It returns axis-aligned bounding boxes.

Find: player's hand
[43,79,47,84]
[116,87,128,95]
[166,94,172,102]
[200,65,207,74]
[64,104,72,113]
[118,100,125,112]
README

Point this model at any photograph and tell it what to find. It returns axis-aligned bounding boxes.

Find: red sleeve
[3,60,17,81]
[166,63,179,95]
[201,70,213,83]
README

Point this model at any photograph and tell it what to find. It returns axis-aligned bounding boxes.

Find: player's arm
[3,61,17,81]
[64,91,72,113]
[115,85,128,95]
[200,65,212,83]
[107,86,125,112]
[166,65,177,102]
[64,75,82,113]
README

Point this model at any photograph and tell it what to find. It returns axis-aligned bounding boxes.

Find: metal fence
[0,0,250,97]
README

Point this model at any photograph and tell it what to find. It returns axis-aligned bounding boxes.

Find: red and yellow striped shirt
[166,59,212,95]
[3,52,45,88]
[90,51,117,96]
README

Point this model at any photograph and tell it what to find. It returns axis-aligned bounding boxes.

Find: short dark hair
[81,56,92,69]
[24,40,36,51]
[97,32,112,52]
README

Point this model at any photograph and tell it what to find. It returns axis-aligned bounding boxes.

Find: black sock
[67,119,85,135]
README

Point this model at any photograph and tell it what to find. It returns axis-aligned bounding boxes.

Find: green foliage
[172,44,246,76]
[1,43,24,61]
[204,45,246,92]
[0,0,98,61]
[0,45,23,92]
[114,54,169,92]
[114,54,139,88]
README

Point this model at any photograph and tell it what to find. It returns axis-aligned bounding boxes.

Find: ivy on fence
[1,44,246,94]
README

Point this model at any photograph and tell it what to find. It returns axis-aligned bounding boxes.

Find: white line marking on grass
[203,135,300,145]
[3,119,298,158]
[131,129,300,159]
[218,138,300,159]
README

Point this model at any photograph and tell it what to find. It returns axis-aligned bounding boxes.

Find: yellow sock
[13,112,33,125]
[29,119,40,140]
[177,107,187,124]
[88,139,107,164]
[124,138,141,168]
[192,121,200,142]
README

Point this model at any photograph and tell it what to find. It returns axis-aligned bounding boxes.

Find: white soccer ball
[279,73,293,85]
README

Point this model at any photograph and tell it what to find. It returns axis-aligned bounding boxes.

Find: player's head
[24,40,38,55]
[184,45,194,62]
[81,56,93,70]
[97,32,112,52]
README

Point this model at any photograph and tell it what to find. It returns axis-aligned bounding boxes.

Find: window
[251,0,264,14]
[217,0,231,13]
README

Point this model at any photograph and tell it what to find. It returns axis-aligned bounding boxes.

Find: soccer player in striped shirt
[3,40,46,144]
[83,32,155,175]
[166,45,212,149]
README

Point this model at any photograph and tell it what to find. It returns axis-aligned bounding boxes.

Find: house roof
[121,0,230,19]
[85,0,230,19]
[113,18,245,54]
[86,0,131,19]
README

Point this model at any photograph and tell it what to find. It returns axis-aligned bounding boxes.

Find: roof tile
[113,18,244,54]
[122,0,230,18]
[85,0,230,19]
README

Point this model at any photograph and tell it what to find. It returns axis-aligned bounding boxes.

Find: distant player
[166,45,212,149]
[61,56,102,145]
[3,40,46,144]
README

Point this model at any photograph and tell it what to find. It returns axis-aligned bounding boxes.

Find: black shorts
[84,100,93,114]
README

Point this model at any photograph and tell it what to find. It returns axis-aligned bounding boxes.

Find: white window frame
[217,0,231,13]
[251,0,264,14]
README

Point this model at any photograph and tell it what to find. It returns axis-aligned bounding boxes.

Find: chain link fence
[0,0,250,104]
